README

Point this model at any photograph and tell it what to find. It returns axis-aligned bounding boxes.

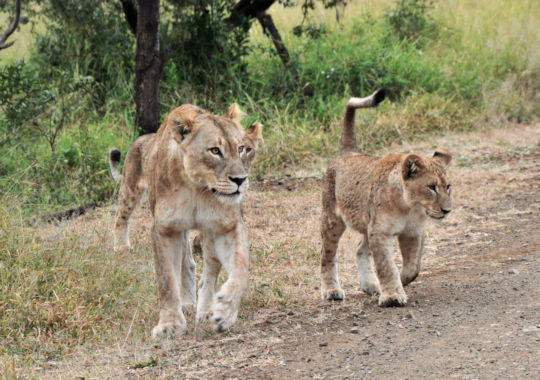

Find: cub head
[164,103,261,204]
[401,149,453,221]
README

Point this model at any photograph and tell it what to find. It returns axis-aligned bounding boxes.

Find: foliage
[0,0,538,216]
[385,0,437,42]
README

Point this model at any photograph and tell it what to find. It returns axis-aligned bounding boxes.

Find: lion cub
[320,89,452,307]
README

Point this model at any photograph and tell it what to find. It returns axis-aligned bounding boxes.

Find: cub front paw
[322,287,345,301]
[378,291,407,307]
[151,322,187,339]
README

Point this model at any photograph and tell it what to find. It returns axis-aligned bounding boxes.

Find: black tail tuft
[110,148,121,164]
[373,89,386,106]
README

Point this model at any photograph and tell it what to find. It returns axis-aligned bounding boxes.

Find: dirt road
[49,124,540,379]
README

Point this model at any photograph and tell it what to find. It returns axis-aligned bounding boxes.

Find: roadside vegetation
[0,0,539,376]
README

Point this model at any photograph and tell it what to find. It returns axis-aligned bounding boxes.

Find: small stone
[387,321,393,326]
[509,269,519,275]
[350,312,359,318]
[352,321,359,326]
[319,342,328,347]
[404,312,417,320]
[350,327,359,334]
[287,311,295,316]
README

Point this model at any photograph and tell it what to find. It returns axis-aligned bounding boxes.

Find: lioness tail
[341,89,386,153]
[109,148,122,182]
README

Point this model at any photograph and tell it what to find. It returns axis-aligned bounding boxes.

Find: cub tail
[341,89,386,153]
[109,148,122,182]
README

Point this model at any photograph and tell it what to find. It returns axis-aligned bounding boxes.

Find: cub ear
[245,121,263,145]
[402,154,426,180]
[432,148,452,167]
[224,103,245,123]
[168,104,202,144]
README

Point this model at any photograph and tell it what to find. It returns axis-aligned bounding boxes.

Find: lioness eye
[209,147,221,156]
[428,185,437,193]
[238,145,245,153]
[246,147,252,153]
[447,185,451,193]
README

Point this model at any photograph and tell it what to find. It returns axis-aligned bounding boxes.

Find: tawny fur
[110,104,262,337]
[320,90,453,307]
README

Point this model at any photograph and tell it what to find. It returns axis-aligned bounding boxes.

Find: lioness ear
[168,104,202,144]
[402,154,425,180]
[224,103,245,123]
[432,148,452,167]
[245,121,263,145]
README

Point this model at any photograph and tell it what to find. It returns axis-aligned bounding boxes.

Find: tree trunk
[135,0,164,134]
[121,0,138,35]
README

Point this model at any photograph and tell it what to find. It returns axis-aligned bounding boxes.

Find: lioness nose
[229,176,247,186]
[441,208,451,215]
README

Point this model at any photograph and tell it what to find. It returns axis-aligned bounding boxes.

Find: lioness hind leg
[398,233,424,286]
[368,232,407,307]
[355,236,380,296]
[150,226,188,339]
[320,212,346,301]
[114,183,144,251]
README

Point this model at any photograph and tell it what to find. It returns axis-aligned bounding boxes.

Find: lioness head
[401,149,452,221]
[163,103,262,204]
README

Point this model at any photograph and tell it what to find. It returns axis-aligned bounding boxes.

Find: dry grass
[2,122,539,378]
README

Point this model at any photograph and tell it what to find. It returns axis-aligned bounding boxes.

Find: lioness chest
[153,187,239,234]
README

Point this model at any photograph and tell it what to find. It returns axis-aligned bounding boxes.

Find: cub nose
[229,176,247,186]
[441,208,451,215]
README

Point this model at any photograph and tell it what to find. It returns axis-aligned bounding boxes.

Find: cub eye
[238,145,245,154]
[209,147,221,156]
[447,184,451,193]
[246,147,252,153]
[428,185,437,193]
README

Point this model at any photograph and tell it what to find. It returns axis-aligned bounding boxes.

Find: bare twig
[0,0,22,50]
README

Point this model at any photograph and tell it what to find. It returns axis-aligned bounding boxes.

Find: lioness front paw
[361,283,380,296]
[322,287,345,301]
[378,290,407,307]
[151,322,187,339]
[196,310,213,324]
[212,291,239,332]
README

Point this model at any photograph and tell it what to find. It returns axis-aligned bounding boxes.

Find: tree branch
[226,0,276,29]
[0,0,22,50]
[256,12,297,80]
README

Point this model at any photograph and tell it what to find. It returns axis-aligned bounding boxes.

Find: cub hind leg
[320,211,346,301]
[355,236,380,296]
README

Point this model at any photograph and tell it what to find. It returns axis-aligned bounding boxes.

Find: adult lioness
[320,89,452,307]
[109,104,262,336]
